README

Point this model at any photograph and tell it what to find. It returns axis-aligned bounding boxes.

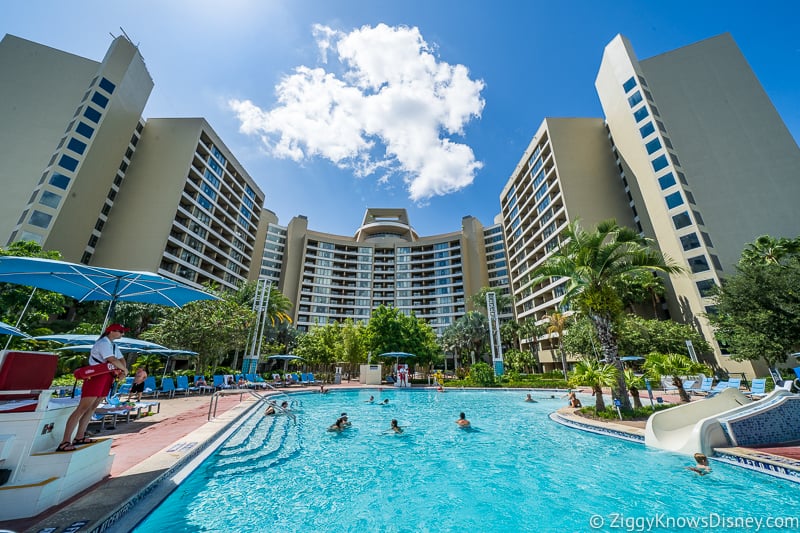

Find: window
[685,191,695,204]
[701,232,714,247]
[622,76,637,92]
[658,173,676,190]
[680,233,701,251]
[639,122,655,138]
[670,153,681,167]
[672,211,692,230]
[67,138,87,155]
[49,173,71,189]
[98,77,116,93]
[696,279,717,297]
[651,155,669,172]
[58,154,79,172]
[91,92,109,108]
[628,91,643,107]
[83,106,101,123]
[39,191,61,209]
[710,254,723,271]
[665,191,684,209]
[29,210,53,229]
[688,255,710,273]
[663,137,673,149]
[633,106,649,122]
[197,195,212,210]
[677,171,688,185]
[693,210,705,225]
[645,138,662,154]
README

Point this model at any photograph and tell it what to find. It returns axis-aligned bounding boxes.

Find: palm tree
[624,368,646,409]
[740,235,799,266]
[530,219,683,410]
[569,359,618,412]
[642,352,710,403]
[519,317,545,373]
[459,311,489,365]
[546,311,569,379]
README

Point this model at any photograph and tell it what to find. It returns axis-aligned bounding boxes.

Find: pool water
[134,389,800,532]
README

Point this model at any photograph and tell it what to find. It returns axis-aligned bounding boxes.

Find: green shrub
[467,362,496,387]
[580,403,673,420]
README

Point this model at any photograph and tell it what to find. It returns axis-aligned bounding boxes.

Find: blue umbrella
[0,256,219,327]
[33,334,167,351]
[0,320,30,338]
[267,354,304,373]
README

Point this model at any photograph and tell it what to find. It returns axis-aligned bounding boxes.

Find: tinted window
[680,233,701,251]
[673,212,692,230]
[645,138,662,154]
[633,107,649,122]
[91,92,109,108]
[658,173,676,190]
[628,91,643,107]
[622,77,637,92]
[665,191,684,209]
[75,122,94,139]
[99,77,116,93]
[84,106,102,123]
[639,122,655,138]
[696,279,717,297]
[58,154,79,172]
[651,155,669,172]
[29,210,53,229]
[39,191,61,209]
[49,173,71,190]
[67,138,87,155]
[688,255,710,273]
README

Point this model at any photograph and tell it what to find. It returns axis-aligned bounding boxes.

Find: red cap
[105,323,130,334]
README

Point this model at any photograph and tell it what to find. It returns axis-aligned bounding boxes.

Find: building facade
[273,208,509,336]
[594,33,800,374]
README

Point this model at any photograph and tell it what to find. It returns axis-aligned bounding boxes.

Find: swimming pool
[134,389,800,532]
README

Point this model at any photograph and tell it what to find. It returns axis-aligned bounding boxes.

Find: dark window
[119,161,128,172]
[80,252,92,265]
[107,189,117,201]
[680,233,701,251]
[49,173,71,190]
[29,210,52,229]
[688,255,710,273]
[673,211,692,230]
[99,77,116,93]
[88,235,99,248]
[677,171,688,185]
[633,106,649,122]
[39,191,61,209]
[628,91,643,107]
[91,92,109,108]
[58,154,79,172]
[83,106,102,123]
[637,75,648,87]
[670,153,681,167]
[95,219,105,231]
[701,232,713,247]
[696,279,717,297]
[656,120,666,133]
[639,122,655,138]
[685,191,695,204]
[651,105,660,116]
[130,134,139,146]
[101,203,111,215]
[710,254,723,271]
[645,138,662,154]
[622,77,637,92]
[663,137,673,149]
[665,191,684,209]
[704,305,718,316]
[114,175,123,186]
[651,155,669,172]
[658,173,676,190]
[67,138,87,155]
[76,122,94,139]
[643,89,653,101]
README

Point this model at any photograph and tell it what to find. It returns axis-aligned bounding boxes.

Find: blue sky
[4,0,798,237]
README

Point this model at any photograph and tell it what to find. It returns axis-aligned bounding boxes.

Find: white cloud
[228,23,485,201]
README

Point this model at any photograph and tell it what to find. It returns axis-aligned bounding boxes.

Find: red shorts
[81,372,115,398]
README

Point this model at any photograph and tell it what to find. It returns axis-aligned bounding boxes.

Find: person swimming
[390,419,403,434]
[328,417,346,432]
[456,412,470,427]
[687,453,712,475]
[524,393,536,403]
[366,395,375,403]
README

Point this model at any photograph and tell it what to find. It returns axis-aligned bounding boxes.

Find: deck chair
[707,381,729,397]
[745,378,768,399]
[140,376,158,398]
[300,373,310,385]
[157,377,177,399]
[223,374,235,388]
[175,375,192,396]
[306,373,318,385]
[272,373,283,386]
[693,377,714,396]
[661,377,679,393]
[194,376,213,394]
[727,377,742,391]
[681,379,697,394]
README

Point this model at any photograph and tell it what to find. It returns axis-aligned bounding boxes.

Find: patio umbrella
[0,320,30,338]
[0,256,219,328]
[33,334,168,351]
[141,348,199,380]
[378,351,416,365]
[267,354,304,373]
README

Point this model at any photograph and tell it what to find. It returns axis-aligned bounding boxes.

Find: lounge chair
[300,373,311,385]
[272,373,284,386]
[693,377,714,396]
[707,381,729,397]
[175,375,194,395]
[661,377,679,393]
[727,377,742,391]
[745,378,768,399]
[682,379,697,394]
[306,373,318,385]
[194,376,213,394]
[140,376,158,399]
[157,377,177,399]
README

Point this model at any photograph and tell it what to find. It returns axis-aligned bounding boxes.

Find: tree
[710,238,800,367]
[530,219,683,410]
[740,235,799,266]
[457,311,489,365]
[616,315,711,357]
[518,317,546,373]
[470,287,512,315]
[569,359,618,412]
[643,352,710,403]
[366,306,440,369]
[546,311,569,379]
[624,369,646,409]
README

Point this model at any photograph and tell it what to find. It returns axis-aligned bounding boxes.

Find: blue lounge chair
[682,379,697,394]
[176,375,193,395]
[300,373,310,385]
[140,376,158,398]
[746,378,767,399]
[157,377,177,399]
[727,377,742,391]
[693,377,714,396]
[306,373,318,385]
[707,381,729,397]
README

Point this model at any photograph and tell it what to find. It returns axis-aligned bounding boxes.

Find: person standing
[128,365,148,402]
[57,323,129,451]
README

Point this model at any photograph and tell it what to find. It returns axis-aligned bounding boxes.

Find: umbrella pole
[4,288,36,351]
[101,280,122,331]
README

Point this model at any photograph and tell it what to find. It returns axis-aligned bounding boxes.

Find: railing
[207,386,296,423]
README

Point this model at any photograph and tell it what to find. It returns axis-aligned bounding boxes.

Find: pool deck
[5,385,800,532]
